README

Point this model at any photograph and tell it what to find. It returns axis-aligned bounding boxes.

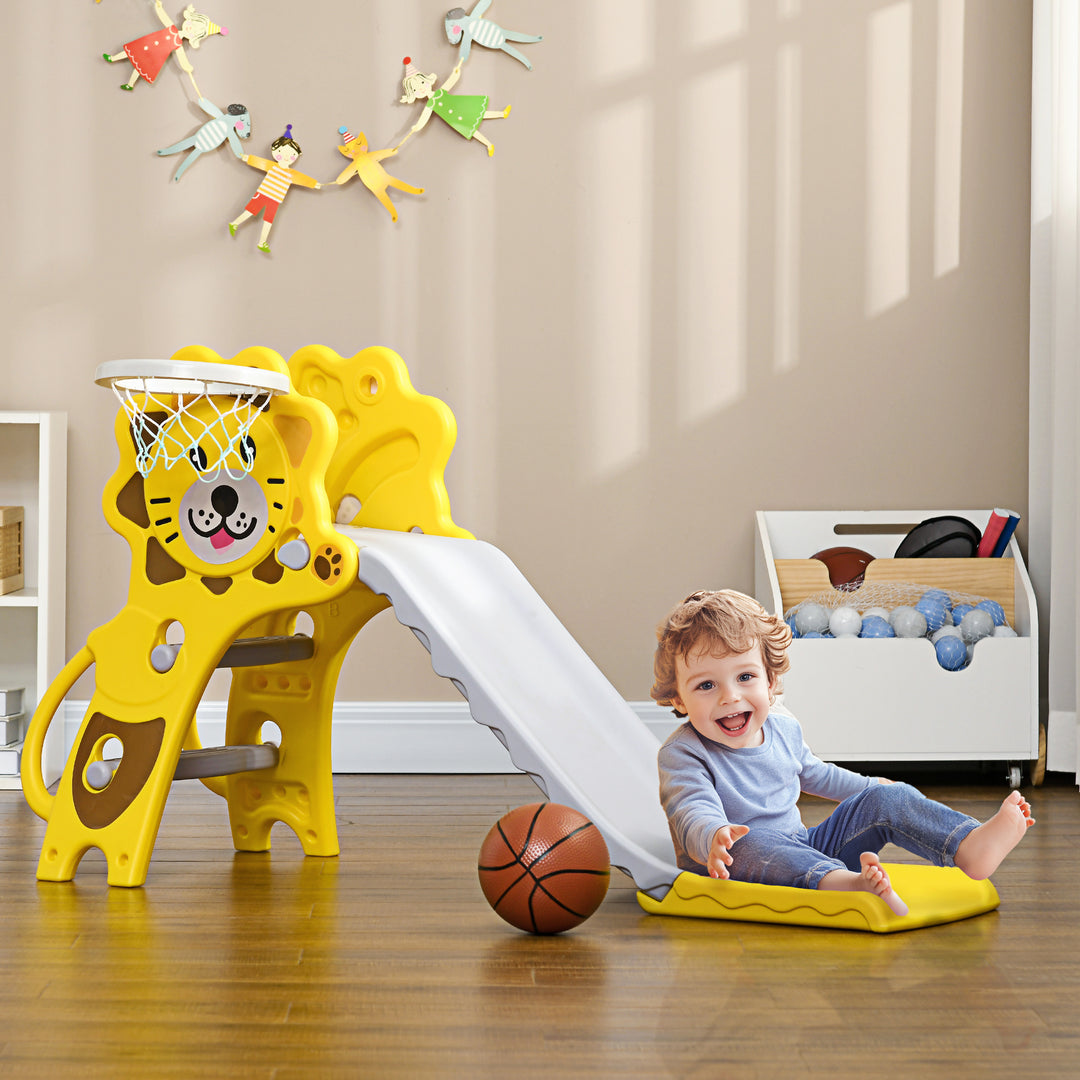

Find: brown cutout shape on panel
[116,472,150,528]
[72,713,168,830]
[146,537,186,585]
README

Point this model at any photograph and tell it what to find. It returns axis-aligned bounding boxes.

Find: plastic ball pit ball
[977,599,1006,626]
[889,606,929,639]
[828,606,863,638]
[959,608,995,644]
[935,634,968,670]
[794,602,830,636]
[915,597,950,633]
[859,615,895,639]
[477,803,610,935]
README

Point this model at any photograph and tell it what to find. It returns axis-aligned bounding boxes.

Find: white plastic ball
[959,607,994,644]
[795,602,830,636]
[931,626,963,644]
[992,624,1018,638]
[889,606,929,639]
[864,607,891,622]
[829,606,863,638]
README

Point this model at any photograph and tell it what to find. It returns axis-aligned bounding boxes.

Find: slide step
[84,743,279,791]
[151,634,315,674]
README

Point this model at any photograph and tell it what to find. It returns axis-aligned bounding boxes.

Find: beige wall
[2,1,1032,705]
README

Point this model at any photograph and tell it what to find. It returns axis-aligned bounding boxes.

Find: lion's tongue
[211,529,233,550]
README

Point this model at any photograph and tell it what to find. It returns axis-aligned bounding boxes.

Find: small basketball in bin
[811,546,876,588]
[894,516,981,558]
[478,803,610,934]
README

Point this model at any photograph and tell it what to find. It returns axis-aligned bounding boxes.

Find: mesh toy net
[784,582,1013,637]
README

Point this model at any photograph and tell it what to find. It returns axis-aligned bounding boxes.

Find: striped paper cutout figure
[444,1,541,70]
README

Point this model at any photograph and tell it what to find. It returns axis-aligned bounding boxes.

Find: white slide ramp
[339,526,680,897]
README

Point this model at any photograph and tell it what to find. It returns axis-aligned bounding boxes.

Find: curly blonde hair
[651,589,792,716]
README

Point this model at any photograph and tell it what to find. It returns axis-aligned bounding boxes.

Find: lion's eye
[188,445,209,471]
[239,435,256,465]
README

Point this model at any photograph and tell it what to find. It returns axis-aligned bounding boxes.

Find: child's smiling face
[672,644,776,749]
[273,144,300,167]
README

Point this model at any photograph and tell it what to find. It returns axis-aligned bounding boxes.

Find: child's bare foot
[819,853,908,916]
[954,790,1035,880]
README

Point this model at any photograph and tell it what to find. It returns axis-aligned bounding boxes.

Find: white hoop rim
[94,358,290,398]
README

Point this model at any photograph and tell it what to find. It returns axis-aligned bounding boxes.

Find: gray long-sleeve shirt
[657,711,875,872]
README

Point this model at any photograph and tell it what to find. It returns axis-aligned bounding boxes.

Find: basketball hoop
[95,359,290,481]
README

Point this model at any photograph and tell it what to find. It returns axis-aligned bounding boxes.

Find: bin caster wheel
[1007,764,1022,789]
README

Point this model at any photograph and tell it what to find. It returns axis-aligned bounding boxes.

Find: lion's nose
[211,485,239,518]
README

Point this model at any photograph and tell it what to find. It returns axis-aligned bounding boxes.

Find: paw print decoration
[313,544,344,582]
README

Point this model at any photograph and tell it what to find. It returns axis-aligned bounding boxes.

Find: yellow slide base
[637,864,1000,933]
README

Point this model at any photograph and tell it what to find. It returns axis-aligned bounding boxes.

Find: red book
[977,509,1012,557]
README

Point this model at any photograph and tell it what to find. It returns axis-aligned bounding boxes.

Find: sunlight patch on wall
[865,1,912,317]
[677,64,747,427]
[686,0,746,46]
[934,0,965,277]
[590,0,654,81]
[581,98,654,480]
[774,42,801,375]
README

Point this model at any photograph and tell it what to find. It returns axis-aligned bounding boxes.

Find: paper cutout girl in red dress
[103,1,225,94]
[398,56,510,157]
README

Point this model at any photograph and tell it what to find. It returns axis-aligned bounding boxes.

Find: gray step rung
[84,742,280,792]
[151,634,315,674]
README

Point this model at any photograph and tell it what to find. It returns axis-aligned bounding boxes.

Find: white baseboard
[1047,708,1079,776]
[63,700,681,774]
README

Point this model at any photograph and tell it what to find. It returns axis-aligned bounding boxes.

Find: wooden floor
[1,771,1078,1079]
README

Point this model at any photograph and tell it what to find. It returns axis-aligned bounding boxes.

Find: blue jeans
[725,782,979,890]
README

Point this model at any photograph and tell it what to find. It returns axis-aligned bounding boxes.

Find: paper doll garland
[98,0,541,253]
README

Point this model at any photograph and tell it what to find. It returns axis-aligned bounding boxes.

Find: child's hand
[707,824,749,879]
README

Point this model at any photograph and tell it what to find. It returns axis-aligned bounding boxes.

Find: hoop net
[110,377,274,481]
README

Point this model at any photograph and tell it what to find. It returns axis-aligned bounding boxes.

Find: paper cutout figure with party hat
[332,126,424,223]
[398,56,510,157]
[230,125,321,254]
[445,1,542,70]
[103,1,226,96]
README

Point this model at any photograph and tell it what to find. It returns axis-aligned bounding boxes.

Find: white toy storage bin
[754,510,1040,784]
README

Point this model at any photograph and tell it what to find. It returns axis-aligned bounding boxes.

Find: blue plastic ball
[915,597,949,633]
[976,599,1006,626]
[935,634,968,670]
[951,603,975,625]
[859,615,895,639]
[921,588,951,608]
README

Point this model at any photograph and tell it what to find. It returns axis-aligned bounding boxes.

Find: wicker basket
[0,506,24,596]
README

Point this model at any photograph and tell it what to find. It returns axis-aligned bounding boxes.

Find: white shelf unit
[0,412,67,791]
[754,510,1039,774]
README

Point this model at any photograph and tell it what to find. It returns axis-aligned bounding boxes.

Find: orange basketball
[811,546,876,588]
[477,803,610,934]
